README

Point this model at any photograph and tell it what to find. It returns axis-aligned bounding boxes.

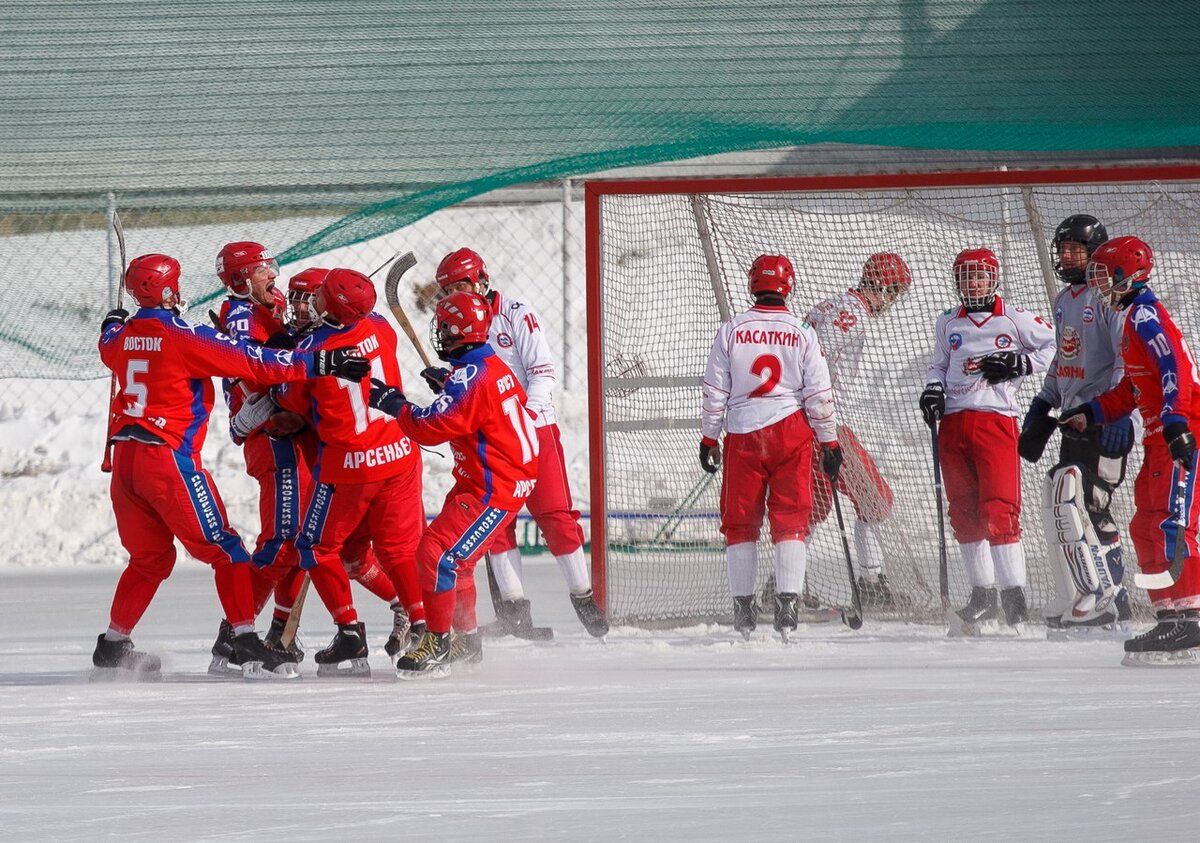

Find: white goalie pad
[1042,466,1118,619]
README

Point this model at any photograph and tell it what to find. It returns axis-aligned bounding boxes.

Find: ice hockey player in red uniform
[920,248,1055,633]
[700,254,843,641]
[369,290,540,678]
[805,252,912,607]
[1059,236,1200,665]
[430,248,607,639]
[274,267,427,677]
[92,253,368,679]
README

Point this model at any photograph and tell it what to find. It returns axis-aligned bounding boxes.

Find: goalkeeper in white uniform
[700,254,842,639]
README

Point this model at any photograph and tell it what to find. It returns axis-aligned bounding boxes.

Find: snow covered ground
[2,559,1198,841]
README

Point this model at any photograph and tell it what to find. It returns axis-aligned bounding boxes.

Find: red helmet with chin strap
[287,267,329,329]
[432,291,493,359]
[216,241,277,297]
[315,267,376,328]
[952,247,1000,308]
[125,253,183,310]
[1086,235,1154,309]
[435,248,489,293]
[748,254,795,297]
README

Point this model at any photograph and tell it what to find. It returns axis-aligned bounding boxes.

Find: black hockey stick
[1134,463,1192,590]
[100,210,128,473]
[930,423,955,623]
[830,486,863,630]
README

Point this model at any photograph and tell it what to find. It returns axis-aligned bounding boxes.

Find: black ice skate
[315,622,370,678]
[263,615,304,663]
[383,605,411,662]
[954,587,999,636]
[857,574,895,609]
[570,589,610,639]
[732,595,757,640]
[1000,586,1029,628]
[234,631,300,680]
[395,630,452,680]
[90,634,161,681]
[1125,610,1200,667]
[449,630,483,668]
[207,620,243,677]
[773,592,799,642]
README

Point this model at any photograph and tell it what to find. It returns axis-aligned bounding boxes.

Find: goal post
[586,164,1200,626]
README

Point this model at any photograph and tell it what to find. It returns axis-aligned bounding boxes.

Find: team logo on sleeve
[1059,326,1081,360]
[1131,305,1159,327]
[1162,371,1179,397]
[949,332,963,351]
[1082,305,1095,324]
[496,333,514,348]
[994,334,1013,349]
[247,344,265,362]
[449,364,479,387]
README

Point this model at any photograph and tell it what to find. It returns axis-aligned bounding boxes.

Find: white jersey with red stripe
[805,289,872,408]
[486,290,557,428]
[926,297,1056,418]
[702,304,837,443]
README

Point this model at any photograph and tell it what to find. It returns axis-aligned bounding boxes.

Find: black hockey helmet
[1051,214,1108,283]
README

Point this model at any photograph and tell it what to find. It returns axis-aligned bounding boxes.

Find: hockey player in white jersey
[700,254,843,639]
[1017,215,1133,632]
[919,248,1055,631]
[428,248,608,639]
[806,252,912,606]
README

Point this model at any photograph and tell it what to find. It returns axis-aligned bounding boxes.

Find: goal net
[586,166,1200,626]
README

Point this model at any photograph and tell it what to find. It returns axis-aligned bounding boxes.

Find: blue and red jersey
[99,308,316,458]
[218,296,288,436]
[276,313,420,484]
[397,344,539,510]
[1091,288,1200,441]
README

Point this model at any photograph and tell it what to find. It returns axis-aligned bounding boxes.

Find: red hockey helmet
[315,267,377,328]
[125,253,183,310]
[287,267,329,329]
[432,290,493,360]
[859,252,912,310]
[216,241,278,297]
[1086,235,1154,309]
[435,247,490,294]
[748,254,795,297]
[952,247,1000,308]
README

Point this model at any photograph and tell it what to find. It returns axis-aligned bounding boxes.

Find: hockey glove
[699,437,721,474]
[1163,421,1197,468]
[314,347,369,381]
[368,378,408,417]
[421,366,452,393]
[820,442,844,481]
[919,383,945,428]
[979,351,1033,384]
[1098,417,1135,458]
[230,392,276,439]
[102,307,129,331]
[1017,396,1057,463]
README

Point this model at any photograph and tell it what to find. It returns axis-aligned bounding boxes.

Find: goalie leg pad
[1044,466,1119,623]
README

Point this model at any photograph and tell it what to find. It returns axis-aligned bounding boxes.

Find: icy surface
[1,562,1198,841]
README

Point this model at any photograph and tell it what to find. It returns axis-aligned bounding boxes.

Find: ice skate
[90,634,161,682]
[386,620,426,665]
[383,605,411,661]
[773,592,799,643]
[951,587,999,637]
[449,630,483,670]
[1125,610,1200,667]
[315,622,371,678]
[570,589,609,639]
[732,595,757,640]
[207,620,244,677]
[234,631,300,680]
[395,630,452,680]
[263,615,304,663]
[857,574,895,609]
[1000,586,1028,626]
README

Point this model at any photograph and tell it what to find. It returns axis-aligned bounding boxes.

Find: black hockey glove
[1018,396,1057,463]
[1058,403,1094,433]
[820,442,844,481]
[699,438,721,474]
[421,366,451,393]
[367,378,407,417]
[264,330,298,350]
[979,351,1033,384]
[919,383,945,428]
[102,307,129,331]
[1099,417,1135,458]
[1163,421,1197,468]
[314,347,369,381]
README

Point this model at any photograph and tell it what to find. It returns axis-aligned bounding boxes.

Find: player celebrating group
[805,252,911,606]
[1060,236,1200,665]
[700,254,842,640]
[369,290,540,677]
[428,248,607,638]
[1018,216,1134,633]
[92,253,368,680]
[920,248,1055,633]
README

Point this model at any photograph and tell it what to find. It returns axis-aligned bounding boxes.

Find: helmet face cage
[287,268,328,330]
[859,253,912,310]
[952,250,1000,309]
[1052,215,1108,283]
[1086,236,1153,309]
[432,291,492,359]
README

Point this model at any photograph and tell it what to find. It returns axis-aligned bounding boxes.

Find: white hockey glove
[231,392,276,439]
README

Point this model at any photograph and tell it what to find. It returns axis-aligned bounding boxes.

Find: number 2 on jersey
[748,353,782,397]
